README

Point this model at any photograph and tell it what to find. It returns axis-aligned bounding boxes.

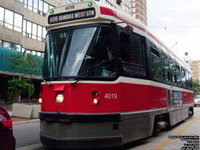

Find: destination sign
[48,8,96,24]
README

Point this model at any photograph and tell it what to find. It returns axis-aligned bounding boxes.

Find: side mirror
[123,25,133,34]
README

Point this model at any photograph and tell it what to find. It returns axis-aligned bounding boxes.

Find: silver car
[194,95,200,106]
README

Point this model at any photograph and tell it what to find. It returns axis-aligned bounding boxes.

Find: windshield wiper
[40,69,52,86]
[71,79,80,87]
[42,77,52,86]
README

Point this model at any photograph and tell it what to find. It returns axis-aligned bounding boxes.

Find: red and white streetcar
[39,1,194,148]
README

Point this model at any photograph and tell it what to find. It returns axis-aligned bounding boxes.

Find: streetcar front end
[39,2,123,148]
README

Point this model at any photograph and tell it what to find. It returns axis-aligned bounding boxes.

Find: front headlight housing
[56,94,64,103]
[38,98,42,103]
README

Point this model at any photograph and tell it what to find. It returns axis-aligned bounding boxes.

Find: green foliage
[9,53,41,75]
[192,80,200,96]
[7,78,34,100]
[8,53,41,102]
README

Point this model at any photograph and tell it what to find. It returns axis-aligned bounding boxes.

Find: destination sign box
[48,8,96,24]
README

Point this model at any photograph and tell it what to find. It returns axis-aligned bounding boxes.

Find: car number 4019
[104,93,118,100]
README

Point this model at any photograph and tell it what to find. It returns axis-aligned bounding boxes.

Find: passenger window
[162,53,170,83]
[120,32,145,76]
[151,47,162,80]
[176,64,182,87]
[188,73,192,89]
[170,59,176,84]
[186,71,189,88]
[168,57,176,84]
[181,68,186,88]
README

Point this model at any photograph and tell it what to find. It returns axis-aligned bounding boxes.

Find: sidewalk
[8,110,40,125]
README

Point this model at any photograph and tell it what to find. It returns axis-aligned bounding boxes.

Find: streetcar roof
[46,1,191,72]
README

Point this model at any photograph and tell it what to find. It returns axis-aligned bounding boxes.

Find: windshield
[42,26,117,80]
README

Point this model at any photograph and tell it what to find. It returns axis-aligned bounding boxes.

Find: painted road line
[155,116,200,150]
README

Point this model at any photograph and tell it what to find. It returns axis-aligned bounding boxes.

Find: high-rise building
[191,61,200,81]
[182,52,200,81]
[130,0,147,25]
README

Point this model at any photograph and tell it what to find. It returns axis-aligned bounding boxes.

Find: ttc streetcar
[39,1,194,149]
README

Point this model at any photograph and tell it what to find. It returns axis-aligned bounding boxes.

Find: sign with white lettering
[173,91,183,107]
[48,8,96,24]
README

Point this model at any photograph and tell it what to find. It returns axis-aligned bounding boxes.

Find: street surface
[13,122,40,148]
[14,107,200,150]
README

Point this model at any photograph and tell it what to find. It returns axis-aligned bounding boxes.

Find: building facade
[182,52,200,81]
[0,0,68,102]
[130,0,147,25]
[0,0,68,56]
[191,61,200,81]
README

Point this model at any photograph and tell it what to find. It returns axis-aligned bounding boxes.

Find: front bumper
[40,134,122,149]
[40,112,122,149]
[194,102,200,106]
[39,112,121,123]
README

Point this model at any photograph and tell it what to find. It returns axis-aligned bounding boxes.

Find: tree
[8,52,41,102]
[7,78,34,101]
[192,80,200,96]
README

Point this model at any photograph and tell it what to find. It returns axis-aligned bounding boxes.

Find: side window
[185,71,190,89]
[120,32,145,76]
[181,68,186,88]
[151,47,162,80]
[168,57,176,84]
[162,53,169,83]
[189,73,193,89]
[176,64,182,87]
[171,59,176,84]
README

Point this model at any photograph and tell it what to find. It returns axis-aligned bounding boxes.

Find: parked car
[194,95,200,107]
[0,106,15,150]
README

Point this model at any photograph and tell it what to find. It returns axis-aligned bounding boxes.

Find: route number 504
[104,93,118,100]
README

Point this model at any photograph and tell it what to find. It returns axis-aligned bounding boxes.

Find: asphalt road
[127,107,200,150]
[14,107,200,150]
[13,121,40,148]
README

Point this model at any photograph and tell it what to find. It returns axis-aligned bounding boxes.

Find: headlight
[56,94,64,103]
[38,98,42,103]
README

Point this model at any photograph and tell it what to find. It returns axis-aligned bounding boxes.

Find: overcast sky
[147,0,200,60]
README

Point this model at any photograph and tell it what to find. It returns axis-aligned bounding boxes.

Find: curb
[13,119,40,125]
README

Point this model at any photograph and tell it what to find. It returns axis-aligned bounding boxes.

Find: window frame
[119,30,146,78]
[181,67,187,88]
[150,45,162,81]
[176,63,182,87]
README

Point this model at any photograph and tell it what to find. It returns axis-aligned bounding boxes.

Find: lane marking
[155,116,200,150]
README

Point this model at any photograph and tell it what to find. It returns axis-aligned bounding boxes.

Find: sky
[147,0,200,60]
